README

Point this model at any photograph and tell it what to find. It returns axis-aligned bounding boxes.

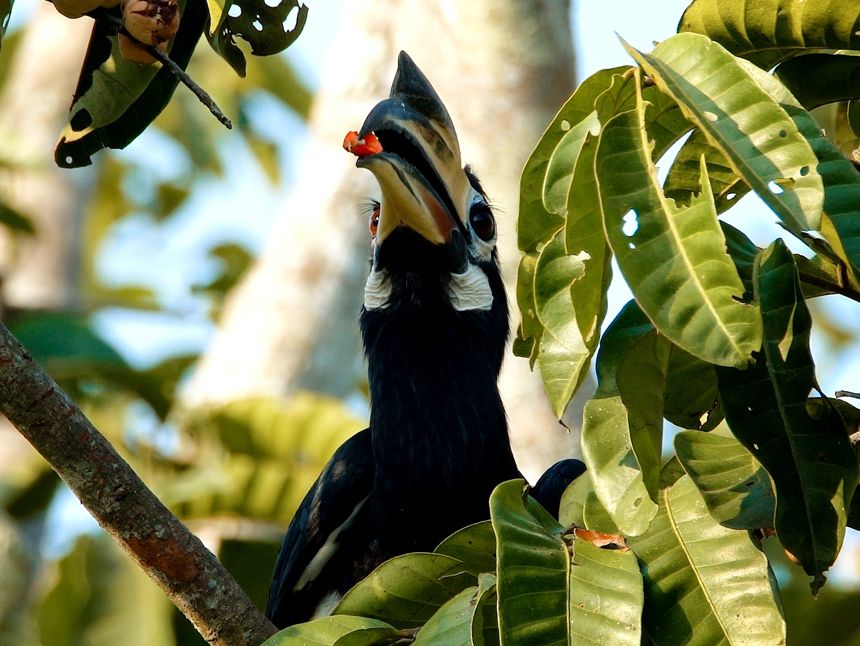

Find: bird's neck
[360,270,518,497]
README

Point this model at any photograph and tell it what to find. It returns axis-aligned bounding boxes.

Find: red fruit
[343,131,383,157]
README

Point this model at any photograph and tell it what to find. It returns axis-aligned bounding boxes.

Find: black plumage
[266,52,581,628]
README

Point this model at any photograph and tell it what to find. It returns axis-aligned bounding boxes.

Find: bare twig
[836,390,860,400]
[0,323,276,646]
[94,8,232,129]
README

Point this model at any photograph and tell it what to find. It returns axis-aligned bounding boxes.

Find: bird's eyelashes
[360,199,381,237]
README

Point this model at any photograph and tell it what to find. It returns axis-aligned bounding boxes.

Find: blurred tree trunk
[0,9,95,641]
[186,0,581,480]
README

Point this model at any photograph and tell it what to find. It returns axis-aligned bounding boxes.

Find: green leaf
[335,554,475,629]
[716,240,857,585]
[543,111,600,215]
[491,479,568,646]
[785,103,860,283]
[558,473,621,535]
[206,0,309,77]
[617,331,671,498]
[595,92,762,367]
[413,574,497,646]
[56,1,208,167]
[663,129,750,213]
[581,302,659,536]
[722,221,760,294]
[435,521,497,576]
[519,66,631,254]
[675,424,774,529]
[568,539,644,646]
[628,475,786,645]
[679,0,860,69]
[625,32,824,234]
[563,132,612,398]
[262,616,398,646]
[663,345,719,430]
[533,229,590,417]
[514,252,540,364]
[776,53,860,109]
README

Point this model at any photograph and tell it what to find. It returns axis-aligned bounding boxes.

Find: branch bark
[0,323,277,646]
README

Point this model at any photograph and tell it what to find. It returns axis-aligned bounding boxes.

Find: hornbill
[266,51,583,628]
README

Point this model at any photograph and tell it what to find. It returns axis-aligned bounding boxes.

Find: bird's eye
[469,204,495,242]
[369,204,380,236]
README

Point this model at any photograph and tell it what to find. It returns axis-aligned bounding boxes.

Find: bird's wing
[266,428,373,627]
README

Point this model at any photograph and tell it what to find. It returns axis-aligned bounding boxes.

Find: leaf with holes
[55,0,207,168]
[568,538,644,646]
[519,66,631,254]
[595,90,761,367]
[628,475,785,644]
[262,616,399,646]
[560,74,688,404]
[679,0,860,69]
[625,32,824,234]
[581,301,659,536]
[206,0,308,77]
[675,424,774,530]
[741,58,860,287]
[334,554,475,629]
[784,103,860,284]
[716,240,857,587]
[491,479,568,646]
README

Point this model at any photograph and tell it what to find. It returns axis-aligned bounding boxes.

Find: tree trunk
[186,0,581,481]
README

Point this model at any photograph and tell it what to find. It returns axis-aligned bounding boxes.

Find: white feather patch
[364,270,391,310]
[448,264,493,311]
[312,590,342,619]
[294,496,369,592]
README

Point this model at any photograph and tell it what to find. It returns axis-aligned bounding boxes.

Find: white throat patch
[364,270,392,310]
[448,264,493,311]
[363,264,494,312]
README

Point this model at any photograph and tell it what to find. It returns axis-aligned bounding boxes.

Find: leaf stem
[93,8,232,129]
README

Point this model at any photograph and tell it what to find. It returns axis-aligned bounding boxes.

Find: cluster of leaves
[266,480,644,646]
[17,0,309,167]
[271,0,860,643]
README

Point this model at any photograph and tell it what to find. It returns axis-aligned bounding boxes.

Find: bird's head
[351,51,506,337]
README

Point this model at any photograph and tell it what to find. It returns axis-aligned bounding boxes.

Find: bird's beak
[355,52,471,255]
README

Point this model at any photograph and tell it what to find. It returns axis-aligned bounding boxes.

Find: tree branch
[0,323,277,645]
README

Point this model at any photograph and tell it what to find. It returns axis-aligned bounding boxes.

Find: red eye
[369,205,380,236]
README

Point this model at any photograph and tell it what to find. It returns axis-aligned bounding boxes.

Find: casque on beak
[354,52,473,258]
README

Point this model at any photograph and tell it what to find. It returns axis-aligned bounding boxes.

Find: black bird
[266,52,582,628]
